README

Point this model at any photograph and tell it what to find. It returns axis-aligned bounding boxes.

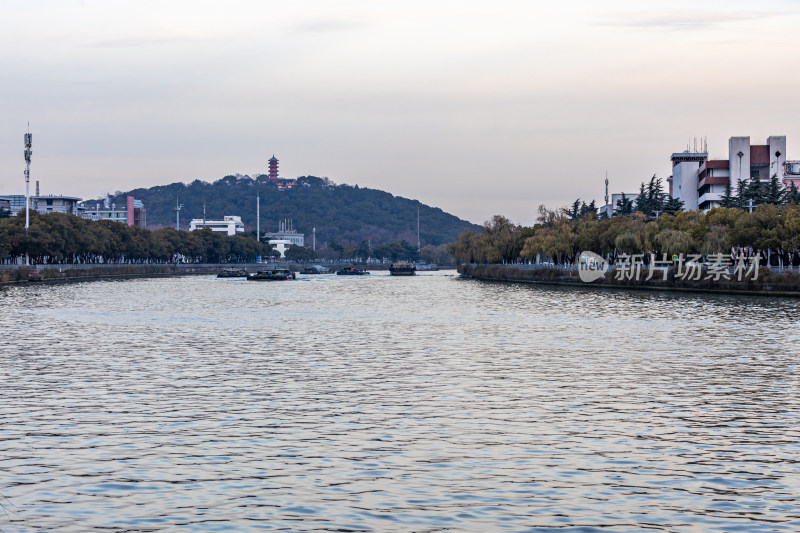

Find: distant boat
[336,266,370,275]
[217,268,248,278]
[302,265,332,274]
[248,269,296,281]
[389,263,416,276]
[415,263,439,271]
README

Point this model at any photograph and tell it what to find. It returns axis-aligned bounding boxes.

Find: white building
[189,215,244,236]
[262,219,304,246]
[4,194,82,216]
[669,135,791,211]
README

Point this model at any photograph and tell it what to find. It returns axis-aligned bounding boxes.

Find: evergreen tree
[785,182,800,204]
[663,196,684,215]
[634,183,649,215]
[765,174,784,205]
[741,177,765,211]
[568,199,582,220]
[634,175,664,216]
[615,193,633,216]
[735,179,748,210]
[719,180,735,208]
[646,175,665,215]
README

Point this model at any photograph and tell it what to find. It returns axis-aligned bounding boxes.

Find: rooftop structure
[189,215,244,236]
[784,160,800,188]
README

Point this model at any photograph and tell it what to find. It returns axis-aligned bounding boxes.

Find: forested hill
[98,175,478,246]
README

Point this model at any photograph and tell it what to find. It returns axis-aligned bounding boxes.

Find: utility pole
[256,193,260,241]
[24,125,32,266]
[417,206,420,253]
[313,227,316,251]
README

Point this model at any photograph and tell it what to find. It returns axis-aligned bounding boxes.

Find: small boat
[217,268,248,278]
[336,266,370,275]
[248,269,296,281]
[415,263,439,271]
[302,265,332,274]
[389,262,416,276]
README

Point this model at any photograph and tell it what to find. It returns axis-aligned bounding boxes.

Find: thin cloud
[86,32,215,48]
[597,10,781,31]
[292,17,371,34]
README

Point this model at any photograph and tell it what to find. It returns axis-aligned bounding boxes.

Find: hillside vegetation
[96,175,478,247]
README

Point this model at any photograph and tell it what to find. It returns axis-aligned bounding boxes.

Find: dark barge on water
[217,268,249,278]
[389,263,416,276]
[248,269,296,281]
[336,266,370,275]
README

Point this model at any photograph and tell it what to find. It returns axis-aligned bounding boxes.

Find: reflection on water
[1,272,798,532]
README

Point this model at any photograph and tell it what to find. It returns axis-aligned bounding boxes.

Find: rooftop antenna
[24,124,32,266]
[175,194,184,230]
[604,172,609,206]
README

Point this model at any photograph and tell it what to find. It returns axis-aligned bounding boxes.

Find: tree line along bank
[0,211,453,265]
[449,202,800,269]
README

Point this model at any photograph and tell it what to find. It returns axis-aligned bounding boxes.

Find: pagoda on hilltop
[268,155,279,182]
[268,154,296,191]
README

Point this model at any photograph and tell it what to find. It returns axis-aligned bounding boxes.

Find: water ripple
[1,272,798,532]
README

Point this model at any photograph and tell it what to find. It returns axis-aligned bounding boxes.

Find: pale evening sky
[1,0,799,225]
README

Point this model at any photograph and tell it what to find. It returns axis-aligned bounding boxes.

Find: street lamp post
[24,127,32,266]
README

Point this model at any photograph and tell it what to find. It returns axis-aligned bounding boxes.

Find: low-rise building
[80,196,146,227]
[189,215,244,235]
[262,219,304,246]
[669,136,791,211]
[3,194,82,216]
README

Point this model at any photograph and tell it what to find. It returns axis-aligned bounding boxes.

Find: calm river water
[0,271,798,532]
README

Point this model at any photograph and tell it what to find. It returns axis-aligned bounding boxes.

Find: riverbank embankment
[458,264,800,297]
[0,264,236,285]
[0,262,457,286]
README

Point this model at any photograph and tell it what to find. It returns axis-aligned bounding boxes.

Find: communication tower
[175,195,184,230]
